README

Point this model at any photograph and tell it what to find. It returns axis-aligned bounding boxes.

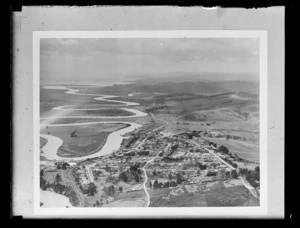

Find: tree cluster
[209,142,217,147]
[162,156,183,162]
[93,170,102,178]
[187,130,201,139]
[231,170,239,179]
[118,164,142,183]
[105,163,111,172]
[94,199,103,207]
[145,105,168,112]
[82,182,98,196]
[151,179,177,189]
[218,146,229,154]
[223,157,238,168]
[40,172,73,198]
[119,171,128,182]
[176,173,183,184]
[226,134,245,141]
[239,166,260,188]
[197,162,207,170]
[207,171,217,176]
[107,185,115,196]
[56,162,70,170]
[130,164,142,182]
[125,136,139,148]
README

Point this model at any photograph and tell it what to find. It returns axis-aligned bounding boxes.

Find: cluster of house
[200,130,246,141]
[67,127,240,195]
[177,129,246,142]
[143,135,235,186]
[75,167,91,191]
[216,152,235,161]
[147,162,233,186]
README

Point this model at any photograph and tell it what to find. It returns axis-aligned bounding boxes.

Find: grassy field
[148,179,259,207]
[175,95,256,116]
[57,132,109,157]
[141,94,260,162]
[203,185,259,207]
[175,120,259,138]
[149,187,208,207]
[101,189,147,207]
[41,123,128,158]
[146,91,259,134]
[202,137,259,162]
[180,108,246,122]
[102,199,146,207]
[104,189,147,207]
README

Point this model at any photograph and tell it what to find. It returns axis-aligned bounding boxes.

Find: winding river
[40,86,148,161]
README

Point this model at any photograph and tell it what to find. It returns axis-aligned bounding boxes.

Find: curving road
[142,152,160,207]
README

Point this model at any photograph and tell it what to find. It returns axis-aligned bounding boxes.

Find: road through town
[190,140,258,199]
[64,168,85,207]
[142,152,161,207]
[190,140,235,169]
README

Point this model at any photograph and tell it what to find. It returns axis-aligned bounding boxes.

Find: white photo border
[33,30,268,218]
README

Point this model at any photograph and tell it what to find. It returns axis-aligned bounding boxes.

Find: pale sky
[40,38,259,83]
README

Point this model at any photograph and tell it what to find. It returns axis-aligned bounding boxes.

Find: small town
[40,121,260,207]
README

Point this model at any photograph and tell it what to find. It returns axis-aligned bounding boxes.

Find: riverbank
[40,122,142,161]
[40,85,146,161]
[56,123,131,158]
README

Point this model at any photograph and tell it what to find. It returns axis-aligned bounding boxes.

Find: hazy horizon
[41,38,259,85]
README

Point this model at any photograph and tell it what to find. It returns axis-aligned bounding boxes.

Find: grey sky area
[40,38,259,84]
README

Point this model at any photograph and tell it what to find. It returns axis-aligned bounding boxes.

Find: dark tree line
[82,182,98,196]
[218,146,229,154]
[146,105,168,112]
[197,162,207,170]
[222,156,238,168]
[162,156,183,162]
[55,162,70,170]
[118,163,142,183]
[40,172,75,198]
[239,166,260,188]
[151,179,177,189]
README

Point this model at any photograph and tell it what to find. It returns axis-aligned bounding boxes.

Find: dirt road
[64,168,85,207]
[141,152,160,207]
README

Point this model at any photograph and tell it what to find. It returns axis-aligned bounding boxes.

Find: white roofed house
[77,169,85,174]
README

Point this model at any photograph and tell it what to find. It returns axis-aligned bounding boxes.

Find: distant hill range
[131,72,259,84]
[101,80,259,95]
